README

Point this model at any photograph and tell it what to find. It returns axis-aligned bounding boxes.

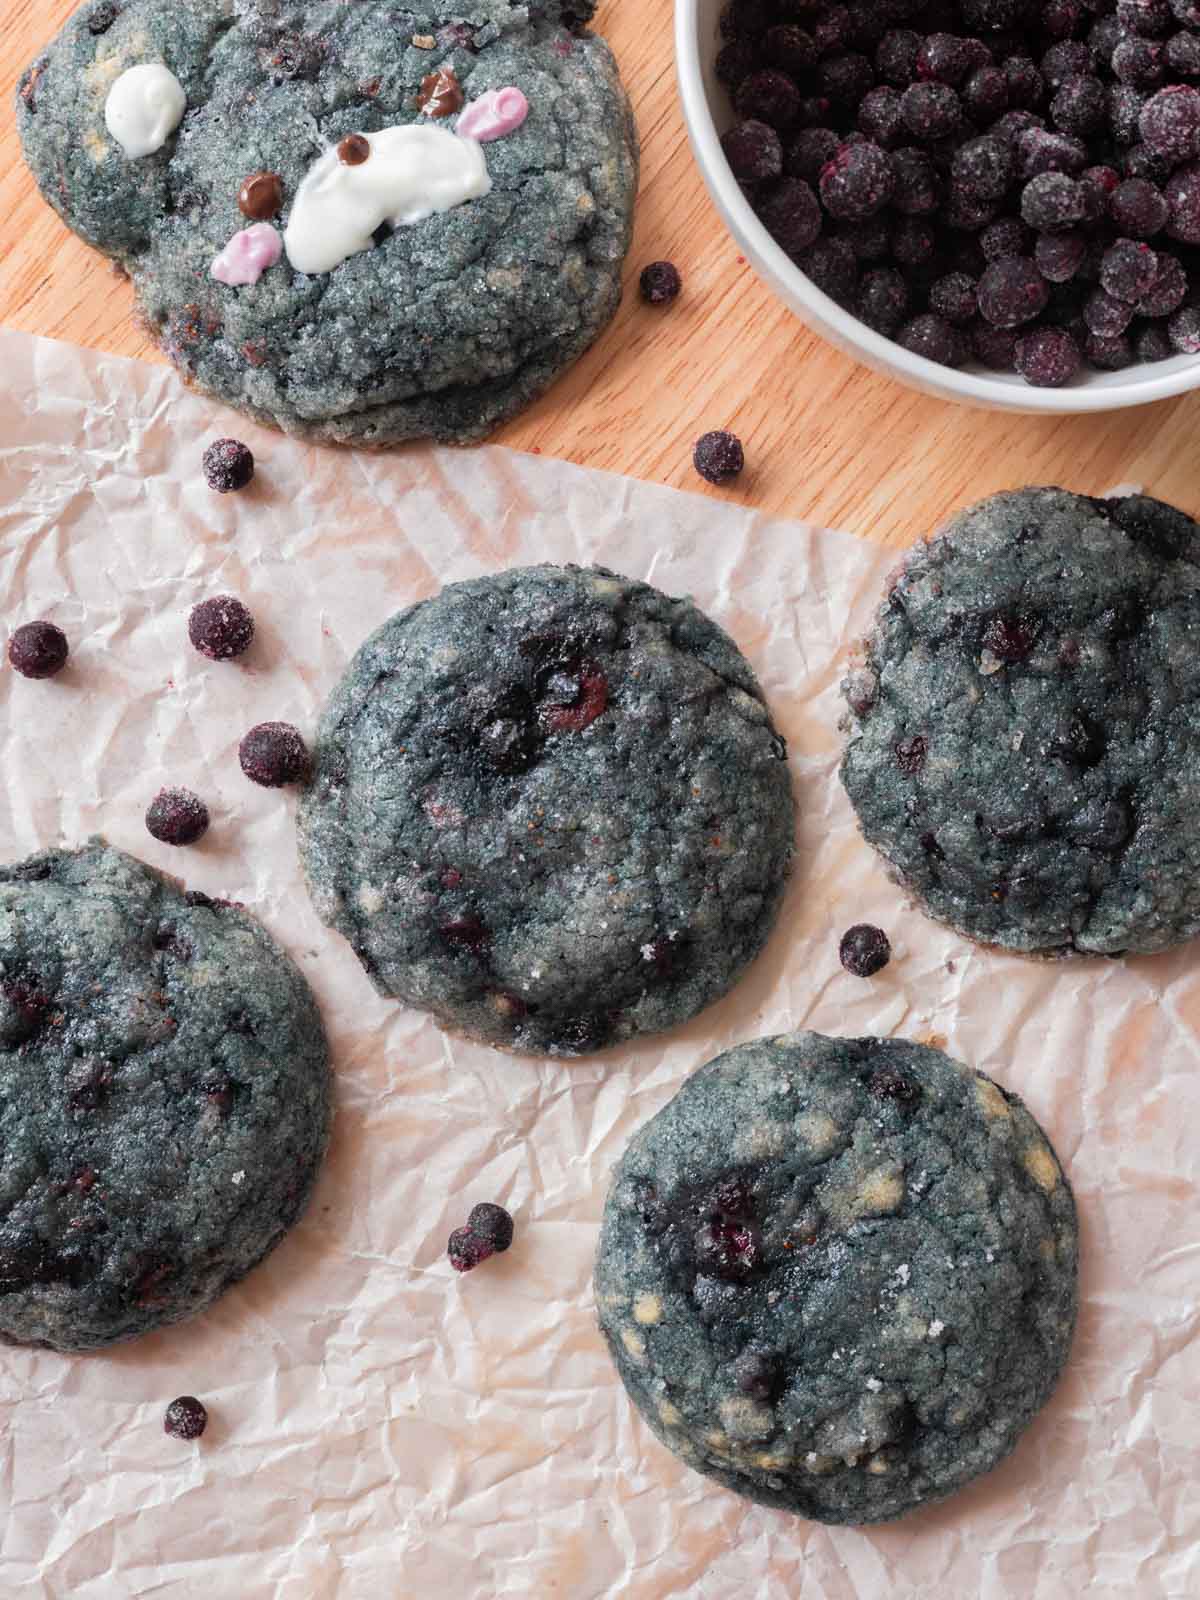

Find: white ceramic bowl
[676,0,1200,413]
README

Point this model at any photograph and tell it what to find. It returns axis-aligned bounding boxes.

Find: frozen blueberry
[764,24,818,77]
[188,595,255,662]
[876,29,922,86]
[978,256,1051,325]
[1112,37,1167,90]
[1014,326,1083,384]
[238,722,310,788]
[839,923,892,976]
[1085,285,1137,335]
[960,0,1029,31]
[467,1203,515,1252]
[891,214,939,263]
[1120,0,1174,34]
[202,439,255,494]
[1051,75,1108,138]
[1172,0,1200,27]
[890,146,941,212]
[1167,32,1200,79]
[972,320,1019,366]
[1140,85,1200,160]
[1101,238,1160,300]
[721,120,784,183]
[1138,250,1189,313]
[756,177,823,254]
[797,236,860,300]
[719,0,771,42]
[716,40,757,91]
[1123,140,1174,182]
[1085,330,1136,367]
[693,431,746,485]
[1041,42,1092,91]
[1166,162,1200,240]
[858,85,904,145]
[1080,164,1121,220]
[1168,304,1200,349]
[448,1226,495,1272]
[1004,57,1045,111]
[1109,177,1169,237]
[839,216,891,259]
[1136,320,1176,359]
[813,6,851,55]
[1043,0,1086,36]
[929,271,979,322]
[916,33,971,86]
[981,216,1032,259]
[1091,17,1125,63]
[819,51,876,108]
[992,109,1048,147]
[858,267,910,331]
[1109,84,1148,147]
[8,621,68,680]
[820,141,896,219]
[1036,230,1087,280]
[896,311,962,363]
[736,69,804,131]
[145,789,210,847]
[900,81,961,139]
[963,65,1010,123]
[639,262,683,305]
[952,135,1014,199]
[1017,127,1088,178]
[1021,172,1086,229]
[163,1397,207,1441]
[787,127,841,182]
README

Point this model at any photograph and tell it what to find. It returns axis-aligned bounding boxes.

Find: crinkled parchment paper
[0,329,1196,1599]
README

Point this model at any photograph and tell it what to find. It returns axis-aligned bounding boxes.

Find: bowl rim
[673,0,1200,414]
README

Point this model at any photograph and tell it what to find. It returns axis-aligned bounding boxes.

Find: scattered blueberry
[238,722,309,788]
[188,595,255,661]
[8,621,68,680]
[146,788,210,847]
[163,1396,207,1441]
[839,923,892,977]
[639,261,683,306]
[467,1203,515,1253]
[202,439,255,494]
[448,1226,494,1272]
[693,431,745,486]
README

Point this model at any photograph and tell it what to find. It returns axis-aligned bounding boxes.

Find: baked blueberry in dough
[298,565,795,1056]
[595,1032,1077,1524]
[0,842,331,1352]
[16,1,637,445]
[842,487,1200,956]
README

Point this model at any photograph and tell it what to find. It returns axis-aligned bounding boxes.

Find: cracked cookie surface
[298,565,795,1056]
[0,842,331,1352]
[595,1032,1077,1524]
[842,487,1200,956]
[16,1,637,446]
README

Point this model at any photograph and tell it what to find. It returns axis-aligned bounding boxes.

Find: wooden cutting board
[3,0,1199,547]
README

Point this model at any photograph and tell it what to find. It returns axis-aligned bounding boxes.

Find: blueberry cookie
[0,842,331,1352]
[17,1,637,446]
[842,487,1200,956]
[595,1032,1077,1525]
[298,565,795,1056]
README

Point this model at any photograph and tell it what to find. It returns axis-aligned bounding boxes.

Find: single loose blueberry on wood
[146,788,210,847]
[188,595,255,661]
[202,439,255,494]
[8,621,68,679]
[693,431,745,486]
[839,923,892,976]
[639,261,682,305]
[467,1203,514,1253]
[164,1397,208,1441]
[239,722,309,787]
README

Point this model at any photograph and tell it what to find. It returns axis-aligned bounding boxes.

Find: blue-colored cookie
[298,565,795,1055]
[595,1033,1077,1523]
[0,842,331,1352]
[17,1,637,445]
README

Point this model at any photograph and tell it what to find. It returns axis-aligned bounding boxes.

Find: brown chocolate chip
[338,134,371,167]
[418,67,465,119]
[238,170,283,221]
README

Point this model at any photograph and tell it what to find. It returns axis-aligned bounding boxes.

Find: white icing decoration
[104,63,186,159]
[284,125,491,276]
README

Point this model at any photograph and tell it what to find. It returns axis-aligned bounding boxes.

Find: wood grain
[4,0,1200,548]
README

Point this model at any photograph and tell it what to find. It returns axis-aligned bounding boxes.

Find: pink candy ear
[211,224,283,288]
[456,87,530,143]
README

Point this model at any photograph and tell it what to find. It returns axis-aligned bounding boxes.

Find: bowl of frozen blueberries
[676,0,1200,411]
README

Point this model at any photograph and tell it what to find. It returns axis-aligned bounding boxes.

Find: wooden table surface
[4,0,1199,549]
